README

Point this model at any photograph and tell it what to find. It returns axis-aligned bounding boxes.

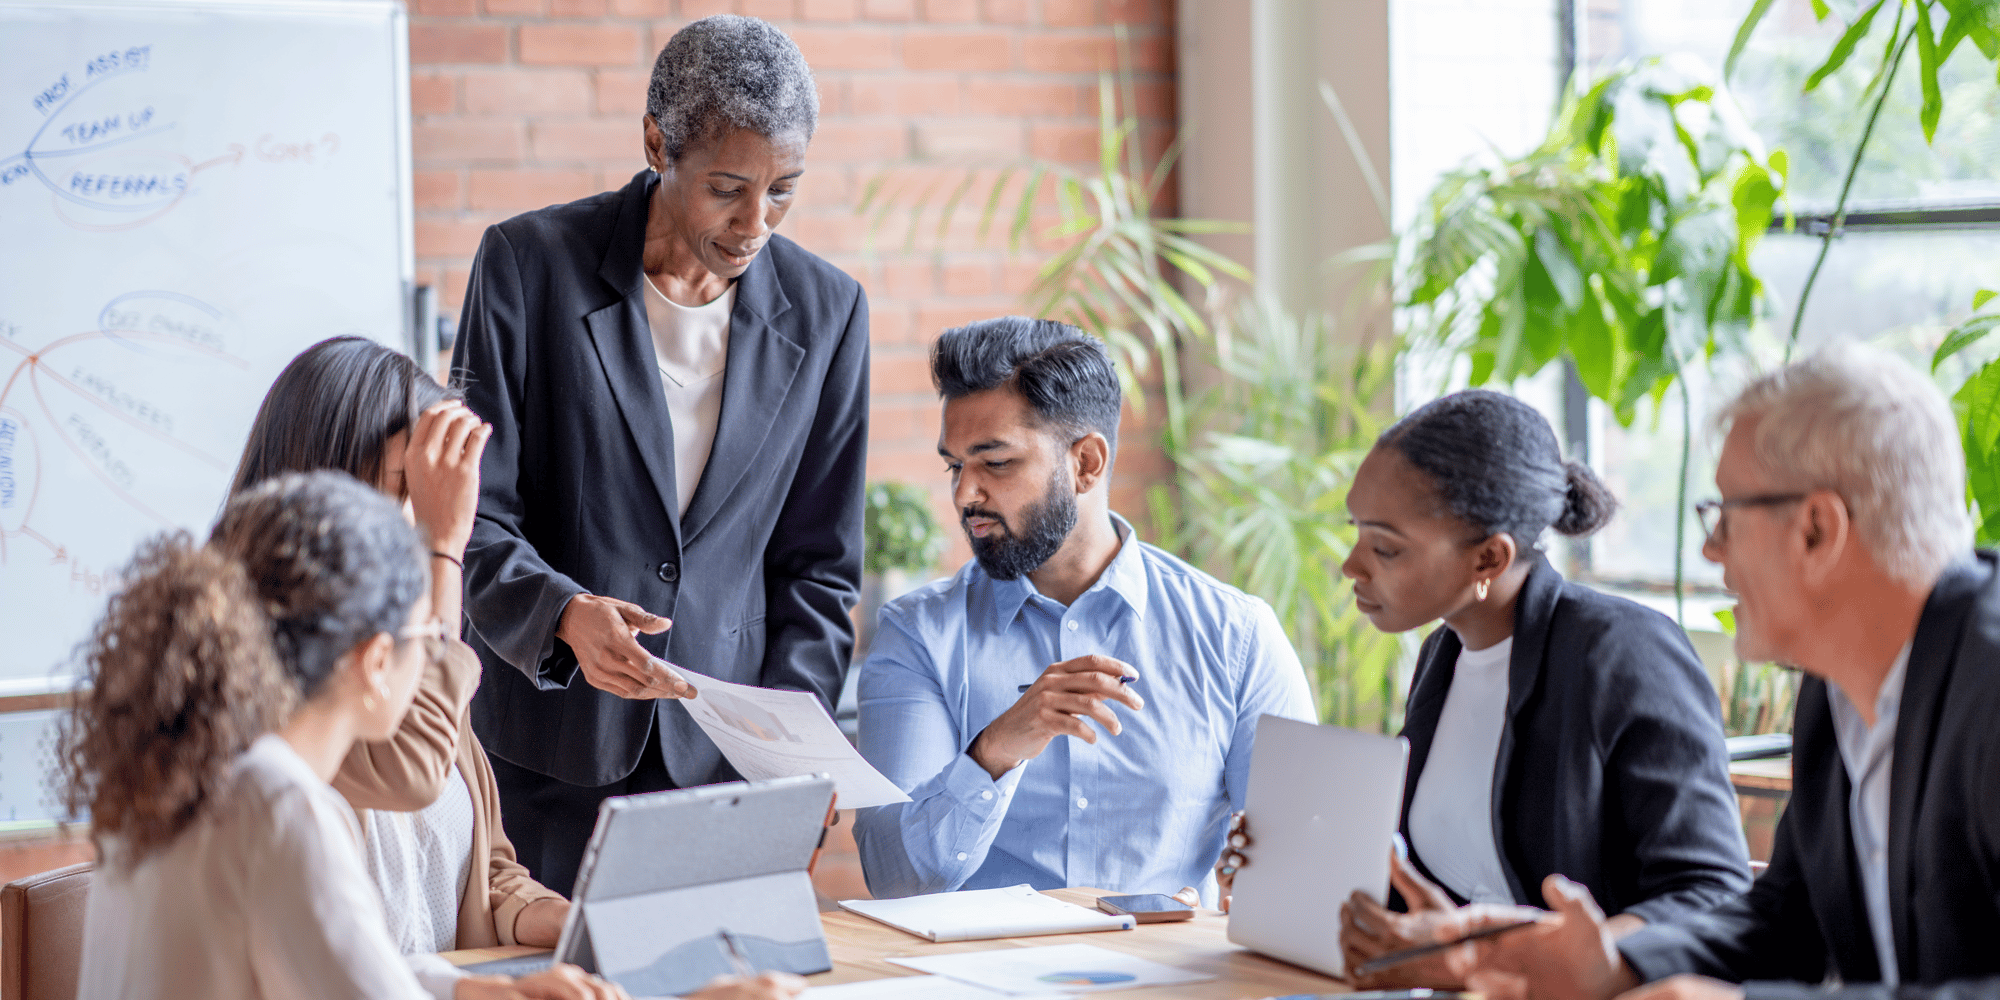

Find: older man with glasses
[1459,340,2000,1000]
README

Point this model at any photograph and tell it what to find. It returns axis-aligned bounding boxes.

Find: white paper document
[839,885,1134,942]
[670,664,909,809]
[888,943,1213,995]
[801,974,1066,1000]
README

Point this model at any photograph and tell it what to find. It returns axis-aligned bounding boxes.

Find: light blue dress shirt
[854,515,1315,905]
[1826,640,1911,986]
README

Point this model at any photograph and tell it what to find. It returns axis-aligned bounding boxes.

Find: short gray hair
[1716,340,1971,586]
[646,15,818,161]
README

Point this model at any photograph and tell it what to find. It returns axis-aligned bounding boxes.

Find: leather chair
[2,862,92,1000]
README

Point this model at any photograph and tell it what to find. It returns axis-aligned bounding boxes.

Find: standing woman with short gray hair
[454,15,867,895]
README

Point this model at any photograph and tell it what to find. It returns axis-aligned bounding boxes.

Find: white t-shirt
[77,734,462,1000]
[1407,635,1516,904]
[363,762,477,955]
[641,274,732,516]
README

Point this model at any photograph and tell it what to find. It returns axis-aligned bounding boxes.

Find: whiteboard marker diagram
[0,292,246,583]
[0,43,245,231]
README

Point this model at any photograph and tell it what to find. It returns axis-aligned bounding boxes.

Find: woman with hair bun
[1219,390,1749,988]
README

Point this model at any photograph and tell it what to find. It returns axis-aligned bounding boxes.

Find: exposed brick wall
[410,0,1177,573]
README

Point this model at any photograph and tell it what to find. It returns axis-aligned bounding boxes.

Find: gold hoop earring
[1475,579,1490,602]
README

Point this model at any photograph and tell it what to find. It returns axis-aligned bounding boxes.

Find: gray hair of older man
[1716,339,1971,587]
[646,15,818,162]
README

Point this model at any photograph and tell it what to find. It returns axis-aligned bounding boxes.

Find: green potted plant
[1397,57,1786,619]
[859,481,948,649]
[839,481,949,736]
[1159,296,1414,730]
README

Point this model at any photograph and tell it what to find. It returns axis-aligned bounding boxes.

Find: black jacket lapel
[1492,552,1558,904]
[1791,677,1880,982]
[584,171,681,541]
[1399,628,1458,842]
[679,248,805,546]
[1885,557,1985,972]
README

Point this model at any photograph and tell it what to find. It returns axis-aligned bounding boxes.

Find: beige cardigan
[332,638,563,948]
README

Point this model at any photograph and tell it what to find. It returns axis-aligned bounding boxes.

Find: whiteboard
[0,0,413,695]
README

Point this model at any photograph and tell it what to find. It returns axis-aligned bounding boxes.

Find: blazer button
[657,561,679,583]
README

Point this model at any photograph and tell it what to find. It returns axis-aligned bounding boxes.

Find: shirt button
[980,790,994,801]
[1077,797,1089,809]
[1065,620,1079,632]
[656,561,679,583]
[956,852,968,861]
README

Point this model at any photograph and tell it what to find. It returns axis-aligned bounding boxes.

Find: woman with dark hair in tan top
[229,335,568,950]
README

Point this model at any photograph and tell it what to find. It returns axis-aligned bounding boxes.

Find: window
[1572,0,2000,590]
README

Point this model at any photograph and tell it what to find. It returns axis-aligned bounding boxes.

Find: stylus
[1352,920,1539,977]
[717,928,758,978]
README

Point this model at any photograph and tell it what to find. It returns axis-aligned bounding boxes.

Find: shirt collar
[981,512,1150,630]
[1877,640,1911,723]
[1827,639,1913,758]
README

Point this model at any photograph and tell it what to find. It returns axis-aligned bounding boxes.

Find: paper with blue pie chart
[1037,971,1137,986]
[888,943,1213,994]
[673,666,910,809]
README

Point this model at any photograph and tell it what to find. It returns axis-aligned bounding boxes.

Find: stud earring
[1475,578,1490,602]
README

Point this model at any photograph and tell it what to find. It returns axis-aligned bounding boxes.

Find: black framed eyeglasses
[1694,493,1808,544]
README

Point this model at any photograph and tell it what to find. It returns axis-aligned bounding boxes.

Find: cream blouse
[78,734,464,1000]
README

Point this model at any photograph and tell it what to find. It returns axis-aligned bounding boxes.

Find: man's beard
[964,471,1078,581]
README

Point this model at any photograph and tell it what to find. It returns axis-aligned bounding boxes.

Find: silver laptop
[469,774,835,994]
[1226,714,1410,979]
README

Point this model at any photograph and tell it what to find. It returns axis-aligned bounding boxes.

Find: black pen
[1352,920,1539,977]
[1018,676,1139,693]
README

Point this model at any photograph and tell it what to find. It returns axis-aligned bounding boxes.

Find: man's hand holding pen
[968,654,1144,779]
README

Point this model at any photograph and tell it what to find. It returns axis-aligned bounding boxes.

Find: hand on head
[402,400,492,558]
[558,594,691,700]
[966,654,1142,778]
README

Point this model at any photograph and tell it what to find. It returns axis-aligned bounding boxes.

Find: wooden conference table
[444,887,1347,999]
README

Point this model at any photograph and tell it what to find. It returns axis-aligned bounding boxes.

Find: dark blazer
[454,169,868,788]
[1399,554,1750,924]
[1620,552,2000,998]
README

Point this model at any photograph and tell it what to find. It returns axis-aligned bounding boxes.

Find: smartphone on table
[1095,893,1196,922]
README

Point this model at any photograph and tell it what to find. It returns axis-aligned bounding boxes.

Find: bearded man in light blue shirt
[854,317,1315,904]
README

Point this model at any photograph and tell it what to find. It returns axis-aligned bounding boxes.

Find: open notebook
[838,885,1136,942]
